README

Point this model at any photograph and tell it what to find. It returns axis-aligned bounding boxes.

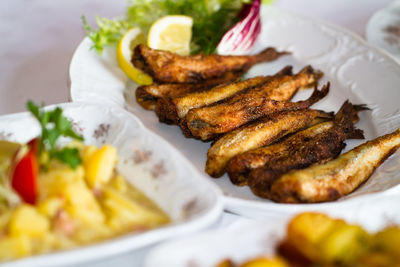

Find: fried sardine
[186,83,330,141]
[136,83,209,111]
[136,71,244,110]
[132,44,289,83]
[269,128,400,203]
[246,102,367,199]
[206,109,333,178]
[156,66,294,124]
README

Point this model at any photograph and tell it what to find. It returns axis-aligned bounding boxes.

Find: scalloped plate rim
[69,6,400,217]
[0,102,223,267]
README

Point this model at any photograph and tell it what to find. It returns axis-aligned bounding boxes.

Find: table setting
[0,0,400,266]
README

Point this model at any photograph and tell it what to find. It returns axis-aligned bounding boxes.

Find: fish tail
[255,47,290,62]
[334,100,367,139]
[275,65,293,77]
[351,104,371,123]
[298,65,324,82]
[300,82,330,107]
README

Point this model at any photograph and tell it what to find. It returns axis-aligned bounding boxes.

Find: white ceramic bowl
[0,103,223,267]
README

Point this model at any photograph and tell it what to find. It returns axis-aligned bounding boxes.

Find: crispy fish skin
[206,109,333,178]
[229,101,367,187]
[269,128,400,203]
[155,66,293,125]
[132,44,289,83]
[246,102,366,198]
[155,76,270,124]
[228,121,334,186]
[262,66,322,101]
[186,83,330,141]
[136,83,208,111]
[136,71,245,110]
[177,66,294,117]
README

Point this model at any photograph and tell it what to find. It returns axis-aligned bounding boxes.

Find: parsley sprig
[27,101,84,169]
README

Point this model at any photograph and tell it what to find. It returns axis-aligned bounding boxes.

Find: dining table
[0,0,396,266]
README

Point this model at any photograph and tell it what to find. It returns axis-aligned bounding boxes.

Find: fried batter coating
[136,71,244,110]
[270,127,400,203]
[132,44,289,83]
[186,83,330,141]
[156,66,294,125]
[136,83,209,111]
[242,101,364,198]
[206,109,333,178]
[227,102,367,185]
[228,122,334,186]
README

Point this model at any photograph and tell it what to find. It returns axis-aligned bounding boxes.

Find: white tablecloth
[0,0,394,266]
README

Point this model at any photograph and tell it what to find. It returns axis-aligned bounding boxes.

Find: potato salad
[0,102,169,262]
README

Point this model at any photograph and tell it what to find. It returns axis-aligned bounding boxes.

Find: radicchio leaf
[217,0,261,55]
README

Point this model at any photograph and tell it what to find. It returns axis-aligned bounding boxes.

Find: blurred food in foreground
[217,212,400,267]
[0,102,169,262]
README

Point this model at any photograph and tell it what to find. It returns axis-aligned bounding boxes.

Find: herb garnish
[27,101,84,169]
[83,0,273,54]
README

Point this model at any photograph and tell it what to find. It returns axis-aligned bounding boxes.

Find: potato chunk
[84,145,118,188]
[373,226,400,261]
[241,257,289,267]
[9,205,50,237]
[64,181,105,226]
[286,212,337,260]
[0,235,31,261]
[318,224,370,264]
[102,187,167,231]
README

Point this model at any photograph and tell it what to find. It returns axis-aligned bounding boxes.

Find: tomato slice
[11,138,39,204]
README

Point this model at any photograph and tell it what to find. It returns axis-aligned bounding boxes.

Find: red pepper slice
[11,138,39,204]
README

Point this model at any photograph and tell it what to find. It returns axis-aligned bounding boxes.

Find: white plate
[69,6,400,217]
[0,103,222,267]
[366,0,400,63]
[143,194,400,267]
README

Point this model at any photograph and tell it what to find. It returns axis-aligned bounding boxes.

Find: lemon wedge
[147,15,193,56]
[117,27,153,85]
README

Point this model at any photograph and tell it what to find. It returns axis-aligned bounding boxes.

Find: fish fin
[334,101,366,139]
[351,104,371,123]
[276,65,293,76]
[302,82,330,106]
[346,128,365,139]
[255,47,290,62]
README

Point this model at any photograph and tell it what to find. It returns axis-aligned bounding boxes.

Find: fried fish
[136,83,209,111]
[269,128,400,203]
[186,83,330,141]
[228,122,334,186]
[156,66,294,124]
[228,101,367,187]
[206,109,333,178]
[136,71,245,110]
[132,44,289,83]
[247,103,367,197]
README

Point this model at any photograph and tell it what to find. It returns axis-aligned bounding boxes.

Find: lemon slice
[147,15,193,56]
[117,27,153,85]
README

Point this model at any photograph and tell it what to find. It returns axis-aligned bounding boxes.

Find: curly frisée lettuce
[83,0,273,54]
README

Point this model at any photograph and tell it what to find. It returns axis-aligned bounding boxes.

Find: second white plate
[143,194,400,267]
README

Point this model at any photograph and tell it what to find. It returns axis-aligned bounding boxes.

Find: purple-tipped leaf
[217,0,261,55]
